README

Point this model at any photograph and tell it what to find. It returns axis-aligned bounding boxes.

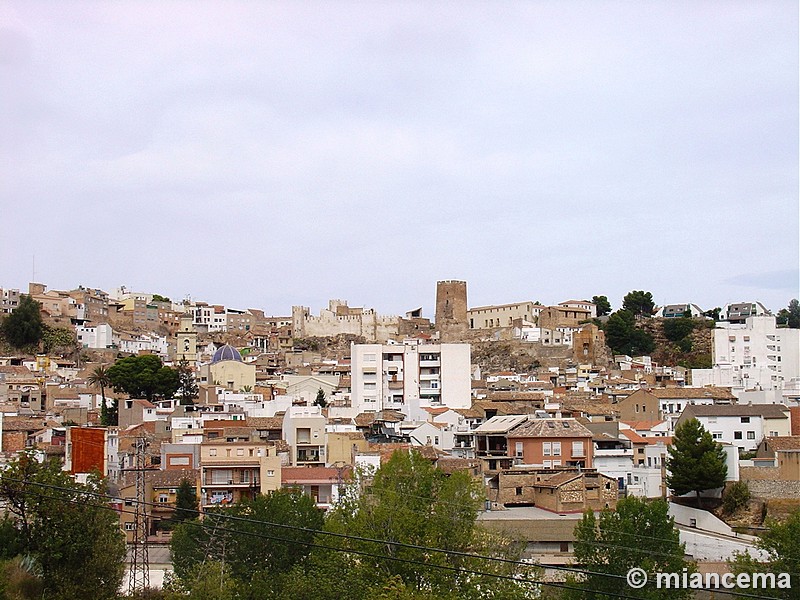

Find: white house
[675,404,791,452]
[76,323,114,349]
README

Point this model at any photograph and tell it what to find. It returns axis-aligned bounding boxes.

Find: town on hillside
[1,279,799,597]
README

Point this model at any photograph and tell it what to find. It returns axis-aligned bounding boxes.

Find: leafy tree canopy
[0,295,44,349]
[151,294,171,303]
[0,453,126,600]
[314,387,328,408]
[605,310,656,356]
[567,497,693,600]
[107,354,179,400]
[317,450,536,599]
[592,295,612,317]
[665,418,727,504]
[777,299,800,328]
[171,488,324,583]
[622,290,656,318]
[730,509,800,599]
[662,317,695,342]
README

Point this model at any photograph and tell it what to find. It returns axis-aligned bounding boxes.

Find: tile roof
[245,416,284,429]
[763,436,800,451]
[509,418,593,439]
[281,466,347,484]
[621,420,666,431]
[650,387,735,400]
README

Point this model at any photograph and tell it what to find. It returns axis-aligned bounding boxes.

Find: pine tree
[665,418,727,506]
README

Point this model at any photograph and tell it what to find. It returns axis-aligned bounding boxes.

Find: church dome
[211,344,243,364]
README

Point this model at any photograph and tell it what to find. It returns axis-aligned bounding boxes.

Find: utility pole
[128,436,150,594]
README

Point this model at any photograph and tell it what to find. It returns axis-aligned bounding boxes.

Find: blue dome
[211,344,243,364]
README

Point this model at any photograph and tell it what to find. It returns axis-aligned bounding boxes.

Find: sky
[1,1,798,318]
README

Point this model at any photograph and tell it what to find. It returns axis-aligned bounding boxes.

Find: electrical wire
[0,475,784,600]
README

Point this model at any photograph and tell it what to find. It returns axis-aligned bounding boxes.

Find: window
[267,469,275,477]
[734,431,743,440]
[515,487,523,496]
[543,460,552,468]
[552,442,561,456]
[747,431,755,440]
[572,441,585,457]
[552,460,561,467]
[543,442,551,456]
[209,449,217,457]
[515,442,523,458]
[712,432,723,440]
[124,522,135,531]
[741,417,750,423]
[158,494,169,503]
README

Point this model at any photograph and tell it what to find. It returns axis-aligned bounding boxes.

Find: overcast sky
[2,1,798,318]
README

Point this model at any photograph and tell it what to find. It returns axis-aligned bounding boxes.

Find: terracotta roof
[620,429,649,445]
[282,466,348,484]
[453,407,482,419]
[422,406,450,416]
[0,366,34,377]
[245,416,284,429]
[763,436,800,451]
[149,469,199,487]
[650,387,735,400]
[2,417,59,432]
[485,391,547,402]
[509,418,593,439]
[436,457,480,475]
[533,471,582,488]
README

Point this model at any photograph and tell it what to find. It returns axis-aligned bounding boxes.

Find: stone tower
[175,316,198,364]
[435,280,468,341]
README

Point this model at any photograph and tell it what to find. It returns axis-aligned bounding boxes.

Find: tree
[41,325,77,354]
[662,318,695,342]
[665,418,727,506]
[0,453,126,600]
[318,450,536,599]
[106,354,180,401]
[173,479,198,523]
[87,365,113,426]
[0,295,44,349]
[151,294,171,304]
[314,387,328,408]
[604,310,656,356]
[622,290,655,318]
[171,488,324,583]
[592,295,612,317]
[729,509,800,598]
[568,497,693,599]
[777,299,800,328]
[176,360,198,405]
[703,307,721,321]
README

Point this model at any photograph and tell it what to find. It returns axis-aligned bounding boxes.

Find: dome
[211,344,243,364]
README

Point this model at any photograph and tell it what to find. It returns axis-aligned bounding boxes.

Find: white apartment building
[350,341,471,419]
[698,316,800,391]
[76,323,114,349]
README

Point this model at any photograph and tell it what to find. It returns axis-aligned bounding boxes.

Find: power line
[0,476,784,600]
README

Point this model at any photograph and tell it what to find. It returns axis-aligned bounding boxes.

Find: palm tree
[87,365,113,426]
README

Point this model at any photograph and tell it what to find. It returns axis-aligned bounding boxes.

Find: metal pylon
[128,436,150,594]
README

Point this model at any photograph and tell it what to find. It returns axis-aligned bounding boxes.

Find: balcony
[387,381,404,390]
[420,360,440,368]
[297,448,323,463]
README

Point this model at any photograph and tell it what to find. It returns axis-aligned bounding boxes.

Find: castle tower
[435,280,468,341]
